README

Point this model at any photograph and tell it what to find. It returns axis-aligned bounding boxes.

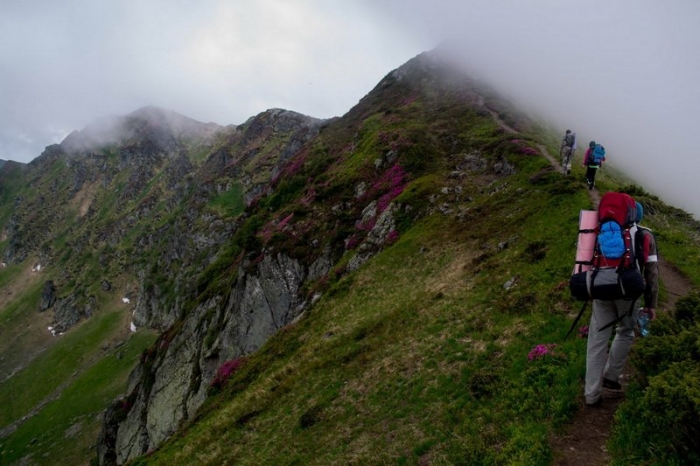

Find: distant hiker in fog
[582,141,605,190]
[584,199,658,406]
[560,129,577,175]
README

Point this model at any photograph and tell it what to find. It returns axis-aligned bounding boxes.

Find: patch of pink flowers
[210,357,247,391]
[277,151,308,181]
[578,325,589,338]
[345,234,361,250]
[385,230,399,245]
[527,343,557,361]
[372,164,407,214]
[521,147,539,156]
[260,212,295,243]
[510,139,539,156]
[355,217,377,233]
[301,180,316,206]
[277,212,294,230]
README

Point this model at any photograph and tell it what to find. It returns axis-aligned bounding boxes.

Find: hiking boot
[603,378,622,390]
[585,397,602,407]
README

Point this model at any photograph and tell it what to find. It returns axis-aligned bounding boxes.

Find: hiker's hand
[642,308,656,320]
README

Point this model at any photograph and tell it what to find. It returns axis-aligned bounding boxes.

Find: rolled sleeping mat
[573,209,598,274]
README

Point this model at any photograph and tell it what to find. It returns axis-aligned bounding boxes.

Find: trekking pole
[565,300,589,339]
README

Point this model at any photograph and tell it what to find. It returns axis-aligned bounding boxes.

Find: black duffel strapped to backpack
[570,266,645,302]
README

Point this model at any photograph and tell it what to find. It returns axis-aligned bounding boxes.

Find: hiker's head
[589,141,596,148]
[635,202,644,223]
[566,129,571,134]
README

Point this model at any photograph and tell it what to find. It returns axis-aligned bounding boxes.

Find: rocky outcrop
[98,251,328,465]
[52,294,95,333]
[40,280,56,311]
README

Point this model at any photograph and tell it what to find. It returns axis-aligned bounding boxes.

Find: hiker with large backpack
[582,141,606,190]
[569,192,659,406]
[560,129,577,175]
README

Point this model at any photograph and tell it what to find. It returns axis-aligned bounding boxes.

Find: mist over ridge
[2,0,699,217]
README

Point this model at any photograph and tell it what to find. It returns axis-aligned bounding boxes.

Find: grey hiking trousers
[584,299,639,404]
[561,146,573,172]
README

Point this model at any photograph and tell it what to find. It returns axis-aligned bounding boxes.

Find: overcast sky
[2,0,699,217]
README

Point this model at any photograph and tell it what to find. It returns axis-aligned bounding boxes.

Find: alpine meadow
[1,50,699,465]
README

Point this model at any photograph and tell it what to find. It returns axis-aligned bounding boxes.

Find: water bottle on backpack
[637,308,650,337]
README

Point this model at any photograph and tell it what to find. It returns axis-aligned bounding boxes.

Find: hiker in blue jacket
[584,201,659,406]
[582,141,605,190]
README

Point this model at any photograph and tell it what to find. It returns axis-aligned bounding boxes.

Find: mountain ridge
[1,50,699,465]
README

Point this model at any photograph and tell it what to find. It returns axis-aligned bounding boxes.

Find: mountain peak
[60,106,224,154]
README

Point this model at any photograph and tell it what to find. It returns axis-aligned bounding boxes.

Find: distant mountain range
[1,49,698,466]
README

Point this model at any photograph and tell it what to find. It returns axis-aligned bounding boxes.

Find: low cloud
[1,0,698,217]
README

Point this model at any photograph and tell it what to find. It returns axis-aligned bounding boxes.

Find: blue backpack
[591,144,605,165]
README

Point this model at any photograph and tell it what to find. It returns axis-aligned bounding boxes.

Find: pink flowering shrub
[277,213,294,230]
[350,164,407,248]
[401,95,418,106]
[209,357,247,392]
[378,131,412,152]
[385,230,399,245]
[300,180,316,206]
[370,164,407,215]
[260,213,295,243]
[527,343,558,361]
[355,217,377,233]
[345,234,361,250]
[275,151,308,183]
[510,139,540,156]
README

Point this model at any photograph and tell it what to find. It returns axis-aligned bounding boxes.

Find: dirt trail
[479,99,695,465]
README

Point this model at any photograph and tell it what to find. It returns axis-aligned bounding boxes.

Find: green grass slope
[130,107,700,463]
[0,262,158,465]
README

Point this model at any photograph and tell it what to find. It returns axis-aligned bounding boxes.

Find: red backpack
[594,192,637,268]
[567,192,646,337]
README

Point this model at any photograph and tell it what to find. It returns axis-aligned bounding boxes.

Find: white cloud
[1,0,699,217]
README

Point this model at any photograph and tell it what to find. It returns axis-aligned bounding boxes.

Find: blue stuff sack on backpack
[597,221,625,259]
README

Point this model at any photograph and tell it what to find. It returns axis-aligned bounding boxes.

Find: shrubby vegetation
[611,292,700,465]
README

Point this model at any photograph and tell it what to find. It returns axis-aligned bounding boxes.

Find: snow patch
[122,297,130,304]
[130,322,137,333]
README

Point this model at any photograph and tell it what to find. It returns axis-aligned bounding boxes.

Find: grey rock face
[218,254,306,357]
[52,294,94,333]
[99,252,325,465]
[348,202,397,272]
